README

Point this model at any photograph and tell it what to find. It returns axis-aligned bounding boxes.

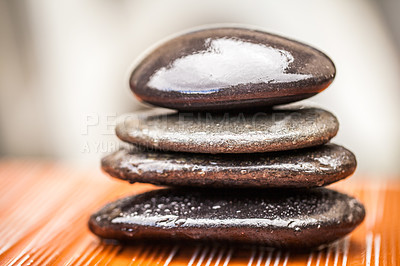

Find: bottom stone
[89,188,365,249]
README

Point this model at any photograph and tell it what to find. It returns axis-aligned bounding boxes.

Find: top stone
[130,27,335,111]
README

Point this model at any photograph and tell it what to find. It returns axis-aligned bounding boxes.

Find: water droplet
[174,219,186,226]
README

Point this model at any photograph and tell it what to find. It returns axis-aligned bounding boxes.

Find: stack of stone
[89,27,365,249]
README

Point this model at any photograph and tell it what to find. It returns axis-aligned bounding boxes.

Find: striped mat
[0,160,399,265]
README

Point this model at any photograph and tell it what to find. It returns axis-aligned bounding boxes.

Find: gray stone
[116,107,339,153]
[102,144,356,188]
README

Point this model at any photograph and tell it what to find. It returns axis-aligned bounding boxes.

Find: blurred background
[0,0,399,176]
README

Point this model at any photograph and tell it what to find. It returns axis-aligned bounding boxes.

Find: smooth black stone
[116,107,339,153]
[130,27,335,111]
[89,188,365,248]
[102,144,356,188]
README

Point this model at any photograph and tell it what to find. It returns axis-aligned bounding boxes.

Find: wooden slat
[0,160,399,265]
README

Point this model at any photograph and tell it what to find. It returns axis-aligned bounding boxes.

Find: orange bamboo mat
[0,160,399,265]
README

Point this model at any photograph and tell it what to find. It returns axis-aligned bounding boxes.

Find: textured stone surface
[102,144,356,188]
[129,27,335,111]
[116,107,339,153]
[89,188,365,248]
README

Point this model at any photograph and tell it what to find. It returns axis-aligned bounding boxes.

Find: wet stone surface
[130,27,335,110]
[102,143,356,188]
[89,26,363,250]
[116,107,339,153]
[89,187,365,248]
